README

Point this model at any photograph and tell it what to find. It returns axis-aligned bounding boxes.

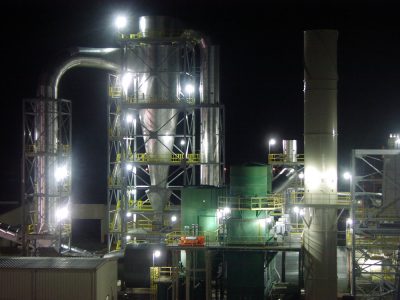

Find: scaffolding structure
[107,31,225,251]
[350,149,400,298]
[22,98,72,253]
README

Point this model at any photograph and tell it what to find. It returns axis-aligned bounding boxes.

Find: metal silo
[129,16,183,226]
[107,15,225,248]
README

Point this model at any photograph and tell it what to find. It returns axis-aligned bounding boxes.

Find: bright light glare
[346,218,353,226]
[115,16,127,30]
[305,166,321,190]
[223,207,231,215]
[293,206,300,214]
[126,235,131,241]
[298,172,304,179]
[269,138,276,146]
[126,164,133,171]
[55,206,69,222]
[139,17,146,32]
[122,73,133,94]
[55,166,68,182]
[299,209,305,216]
[185,84,194,94]
[153,250,161,258]
[171,215,177,222]
[216,210,223,219]
[126,114,134,123]
[126,212,132,217]
[266,217,273,223]
[180,139,186,146]
[343,172,352,180]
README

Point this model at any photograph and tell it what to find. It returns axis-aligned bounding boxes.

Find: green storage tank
[225,210,272,245]
[181,186,226,242]
[230,164,272,196]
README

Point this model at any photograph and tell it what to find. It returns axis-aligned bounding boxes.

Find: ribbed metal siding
[35,270,93,300]
[96,260,118,300]
[0,269,33,300]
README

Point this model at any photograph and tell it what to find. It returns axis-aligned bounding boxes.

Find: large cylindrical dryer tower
[303,30,338,299]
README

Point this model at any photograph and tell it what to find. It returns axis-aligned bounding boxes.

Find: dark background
[1,0,400,206]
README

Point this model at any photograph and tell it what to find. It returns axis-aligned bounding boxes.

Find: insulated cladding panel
[230,164,272,196]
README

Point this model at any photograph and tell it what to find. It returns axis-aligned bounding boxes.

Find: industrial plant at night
[1,9,400,300]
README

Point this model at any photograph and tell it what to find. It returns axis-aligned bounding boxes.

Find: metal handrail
[268,153,304,163]
[288,192,351,206]
[127,153,201,163]
[218,195,284,211]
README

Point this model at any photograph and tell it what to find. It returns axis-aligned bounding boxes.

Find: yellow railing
[268,153,304,164]
[126,96,195,105]
[128,153,200,163]
[218,195,284,211]
[165,231,183,244]
[288,192,351,206]
[109,85,195,105]
[290,223,304,233]
[109,86,121,98]
[354,235,400,249]
[25,144,70,155]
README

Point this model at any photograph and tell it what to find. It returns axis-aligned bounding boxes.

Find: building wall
[35,270,94,300]
[0,269,33,300]
[0,260,117,300]
[96,259,118,300]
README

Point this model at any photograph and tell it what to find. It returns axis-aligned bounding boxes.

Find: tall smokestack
[303,30,338,299]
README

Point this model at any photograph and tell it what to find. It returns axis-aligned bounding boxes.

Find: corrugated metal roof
[0,257,109,270]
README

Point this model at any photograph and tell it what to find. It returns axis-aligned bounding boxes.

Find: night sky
[1,0,400,205]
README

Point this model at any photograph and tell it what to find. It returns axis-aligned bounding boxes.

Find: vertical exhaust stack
[303,30,338,299]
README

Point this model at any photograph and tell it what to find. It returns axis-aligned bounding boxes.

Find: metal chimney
[303,30,338,299]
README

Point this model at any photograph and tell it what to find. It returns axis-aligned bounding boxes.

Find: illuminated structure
[107,16,224,250]
[6,14,398,300]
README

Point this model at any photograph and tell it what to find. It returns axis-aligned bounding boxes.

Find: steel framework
[107,65,225,250]
[350,149,400,299]
[22,98,71,253]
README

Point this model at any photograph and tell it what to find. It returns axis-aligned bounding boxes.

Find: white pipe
[303,30,338,300]
[38,55,120,98]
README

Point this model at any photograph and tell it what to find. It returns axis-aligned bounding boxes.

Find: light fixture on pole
[268,138,276,154]
[343,171,352,192]
[152,250,161,266]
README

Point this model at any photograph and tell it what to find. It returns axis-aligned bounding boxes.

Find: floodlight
[55,206,69,222]
[55,165,68,182]
[185,84,194,94]
[115,16,127,30]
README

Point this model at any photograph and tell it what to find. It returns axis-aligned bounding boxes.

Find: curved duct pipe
[33,50,120,234]
[38,51,120,98]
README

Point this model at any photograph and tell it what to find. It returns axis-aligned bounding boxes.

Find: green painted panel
[181,186,225,236]
[230,164,272,196]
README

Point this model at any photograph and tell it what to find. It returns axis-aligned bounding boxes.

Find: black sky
[1,0,400,204]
